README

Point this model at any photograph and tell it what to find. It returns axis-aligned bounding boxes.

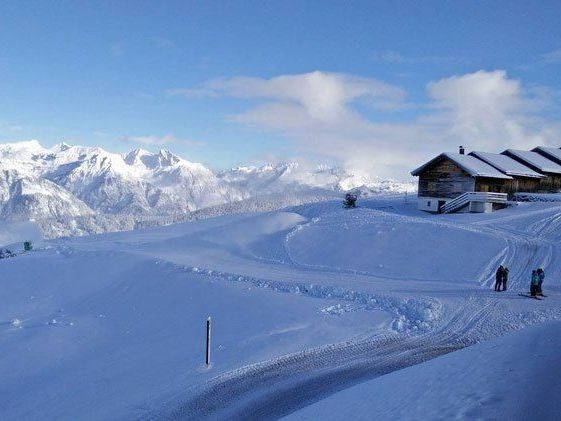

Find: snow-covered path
[156,296,499,420]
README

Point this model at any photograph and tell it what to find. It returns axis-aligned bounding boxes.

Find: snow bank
[514,192,561,202]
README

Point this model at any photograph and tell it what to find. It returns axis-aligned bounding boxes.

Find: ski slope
[1,196,561,419]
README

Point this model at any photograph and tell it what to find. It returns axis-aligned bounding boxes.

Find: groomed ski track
[141,201,561,420]
[153,298,496,420]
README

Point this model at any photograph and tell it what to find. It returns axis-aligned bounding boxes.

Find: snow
[470,151,544,178]
[0,214,390,420]
[2,196,561,419]
[286,321,561,420]
[514,192,561,202]
[412,153,512,179]
[504,149,561,174]
[533,146,561,164]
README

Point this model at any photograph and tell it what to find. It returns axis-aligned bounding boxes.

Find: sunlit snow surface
[1,197,561,419]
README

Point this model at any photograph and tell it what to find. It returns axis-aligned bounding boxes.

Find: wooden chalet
[412,145,561,214]
[411,149,511,213]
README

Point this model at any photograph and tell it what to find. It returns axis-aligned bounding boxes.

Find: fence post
[206,317,211,366]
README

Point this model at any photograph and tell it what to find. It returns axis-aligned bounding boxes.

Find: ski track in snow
[151,297,501,420]
[135,204,561,420]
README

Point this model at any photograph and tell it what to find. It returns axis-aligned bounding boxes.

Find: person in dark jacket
[495,266,505,292]
[501,266,509,291]
[530,270,540,296]
[537,268,545,296]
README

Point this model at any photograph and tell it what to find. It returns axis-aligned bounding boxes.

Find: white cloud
[423,70,545,151]
[541,48,561,64]
[168,71,407,115]
[171,70,561,179]
[120,134,204,147]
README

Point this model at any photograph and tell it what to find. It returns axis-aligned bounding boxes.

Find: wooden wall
[476,177,541,195]
[539,174,561,192]
[418,158,475,198]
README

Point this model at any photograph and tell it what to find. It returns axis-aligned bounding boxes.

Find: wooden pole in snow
[205,317,211,366]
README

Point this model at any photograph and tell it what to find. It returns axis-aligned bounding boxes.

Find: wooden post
[205,316,211,366]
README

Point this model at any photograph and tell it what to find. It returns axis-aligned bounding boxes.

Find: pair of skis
[518,293,547,300]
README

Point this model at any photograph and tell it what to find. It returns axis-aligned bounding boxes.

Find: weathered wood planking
[417,158,475,198]
[538,174,561,192]
[475,177,541,195]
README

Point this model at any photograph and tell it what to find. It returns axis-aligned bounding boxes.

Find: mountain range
[0,140,415,238]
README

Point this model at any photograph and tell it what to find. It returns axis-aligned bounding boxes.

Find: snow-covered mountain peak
[50,142,72,153]
[156,149,181,167]
[0,139,46,161]
[124,148,152,167]
[0,140,415,238]
[123,148,210,178]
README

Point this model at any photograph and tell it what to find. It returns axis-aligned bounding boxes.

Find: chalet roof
[411,153,513,179]
[503,149,561,174]
[533,146,561,163]
[469,151,544,179]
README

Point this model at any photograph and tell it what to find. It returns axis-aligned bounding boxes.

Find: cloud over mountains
[172,70,561,177]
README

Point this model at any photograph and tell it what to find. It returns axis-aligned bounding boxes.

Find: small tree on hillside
[343,192,358,208]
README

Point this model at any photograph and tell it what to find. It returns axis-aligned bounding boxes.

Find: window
[427,200,431,207]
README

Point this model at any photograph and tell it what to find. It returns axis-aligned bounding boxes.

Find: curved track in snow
[156,299,497,420]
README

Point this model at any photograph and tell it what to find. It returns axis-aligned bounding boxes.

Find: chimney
[459,146,465,155]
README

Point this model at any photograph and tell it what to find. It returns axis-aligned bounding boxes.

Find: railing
[441,192,508,214]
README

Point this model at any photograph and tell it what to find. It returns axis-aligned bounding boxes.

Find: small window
[427,200,431,207]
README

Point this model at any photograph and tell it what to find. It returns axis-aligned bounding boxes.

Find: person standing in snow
[537,268,545,296]
[501,266,509,291]
[530,270,540,297]
[495,265,505,292]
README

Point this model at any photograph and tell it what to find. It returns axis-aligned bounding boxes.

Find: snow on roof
[411,153,512,179]
[533,146,561,163]
[503,149,561,174]
[469,151,544,178]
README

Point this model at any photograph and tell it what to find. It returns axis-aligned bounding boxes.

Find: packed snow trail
[160,335,462,420]
[152,298,502,420]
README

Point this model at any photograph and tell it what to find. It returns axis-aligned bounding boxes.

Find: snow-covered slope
[0,140,414,238]
[2,197,561,419]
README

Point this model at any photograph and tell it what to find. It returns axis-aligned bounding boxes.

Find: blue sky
[1,1,561,178]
